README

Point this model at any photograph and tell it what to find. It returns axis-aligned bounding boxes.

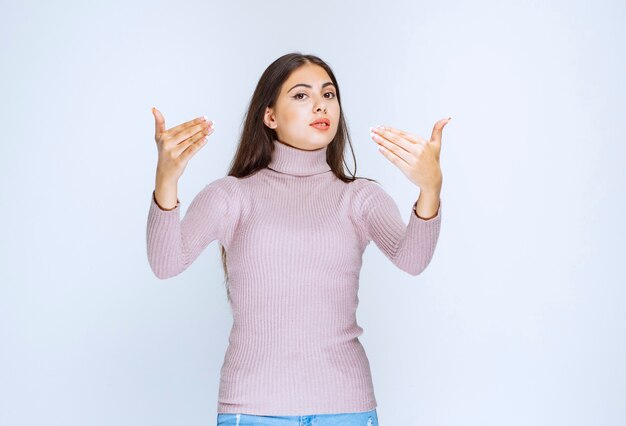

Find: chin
[291,135,328,150]
[312,137,334,150]
[301,142,328,151]
[312,129,337,144]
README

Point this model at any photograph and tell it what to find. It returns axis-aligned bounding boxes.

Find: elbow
[398,256,434,276]
[406,264,428,276]
[150,265,170,280]
[152,269,180,280]
[394,247,437,276]
[147,248,186,280]
[148,259,178,280]
[153,271,171,280]
[152,264,184,280]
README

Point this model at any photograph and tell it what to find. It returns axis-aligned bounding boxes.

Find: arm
[146,177,239,279]
[356,181,442,276]
[153,175,180,211]
[413,185,441,220]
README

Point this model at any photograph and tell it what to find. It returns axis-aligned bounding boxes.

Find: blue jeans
[216,409,378,425]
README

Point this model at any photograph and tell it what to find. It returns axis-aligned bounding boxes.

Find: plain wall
[1,0,624,425]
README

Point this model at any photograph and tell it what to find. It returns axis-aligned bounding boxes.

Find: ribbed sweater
[146,139,442,416]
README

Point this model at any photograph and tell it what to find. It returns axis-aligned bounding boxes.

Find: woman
[147,52,449,426]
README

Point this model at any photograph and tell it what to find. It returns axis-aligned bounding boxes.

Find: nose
[314,95,327,113]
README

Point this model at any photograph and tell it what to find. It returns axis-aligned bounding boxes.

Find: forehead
[282,64,332,89]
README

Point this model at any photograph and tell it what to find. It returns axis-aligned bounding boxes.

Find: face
[264,63,340,151]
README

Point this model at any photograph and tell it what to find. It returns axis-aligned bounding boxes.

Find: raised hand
[370,117,451,191]
[152,107,215,183]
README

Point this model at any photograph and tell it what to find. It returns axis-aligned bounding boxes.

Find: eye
[292,92,336,100]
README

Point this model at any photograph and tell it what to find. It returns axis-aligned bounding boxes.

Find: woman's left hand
[370,117,451,191]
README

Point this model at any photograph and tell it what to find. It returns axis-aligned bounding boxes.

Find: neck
[267,139,332,177]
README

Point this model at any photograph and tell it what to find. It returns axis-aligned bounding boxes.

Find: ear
[264,107,277,129]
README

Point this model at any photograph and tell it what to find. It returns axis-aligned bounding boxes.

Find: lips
[310,118,330,127]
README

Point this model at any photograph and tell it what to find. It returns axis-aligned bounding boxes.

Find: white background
[1,0,624,425]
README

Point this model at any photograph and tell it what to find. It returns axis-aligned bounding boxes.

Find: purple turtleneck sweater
[146,139,442,416]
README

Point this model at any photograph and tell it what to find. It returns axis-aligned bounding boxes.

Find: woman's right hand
[152,107,215,182]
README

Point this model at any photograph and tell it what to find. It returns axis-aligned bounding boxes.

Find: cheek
[294,109,314,127]
[285,105,306,120]
[332,107,341,127]
[277,110,297,129]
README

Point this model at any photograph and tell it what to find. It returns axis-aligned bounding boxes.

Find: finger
[173,124,214,157]
[166,115,210,141]
[377,125,426,145]
[152,107,166,139]
[430,117,451,146]
[377,143,411,176]
[370,126,417,164]
[178,128,210,164]
[170,120,214,146]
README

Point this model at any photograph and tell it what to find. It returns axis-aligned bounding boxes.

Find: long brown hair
[220,52,377,302]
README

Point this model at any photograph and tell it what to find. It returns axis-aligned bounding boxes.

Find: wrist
[155,172,178,188]
[414,186,441,220]
[420,182,442,196]
[154,172,180,211]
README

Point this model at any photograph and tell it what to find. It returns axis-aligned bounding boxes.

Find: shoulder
[349,176,384,193]
[348,177,392,219]
[349,177,389,203]
[205,175,239,188]
[202,175,242,196]
[191,176,243,210]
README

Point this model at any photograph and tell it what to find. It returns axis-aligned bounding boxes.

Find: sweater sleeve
[353,179,442,276]
[146,176,240,279]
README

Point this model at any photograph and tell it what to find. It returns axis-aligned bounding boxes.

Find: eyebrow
[287,82,336,93]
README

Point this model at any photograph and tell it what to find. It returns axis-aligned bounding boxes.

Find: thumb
[430,117,451,147]
[152,107,166,138]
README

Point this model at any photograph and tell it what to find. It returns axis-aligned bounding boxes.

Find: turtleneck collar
[267,139,332,177]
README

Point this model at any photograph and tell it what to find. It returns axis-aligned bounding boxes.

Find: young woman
[147,52,449,426]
